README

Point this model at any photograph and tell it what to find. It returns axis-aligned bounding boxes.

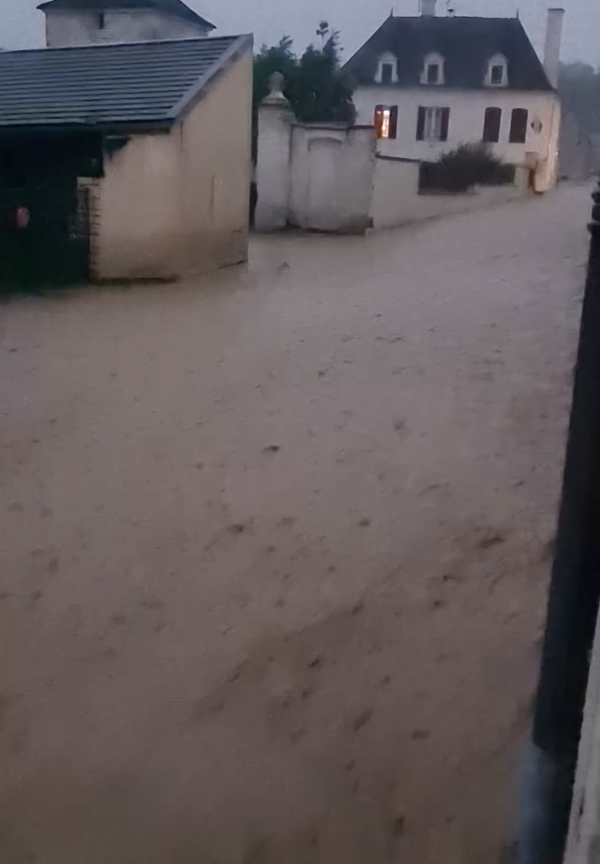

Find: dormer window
[421,52,445,86]
[486,54,508,87]
[376,53,398,84]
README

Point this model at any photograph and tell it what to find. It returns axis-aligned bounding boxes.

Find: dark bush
[420,143,515,193]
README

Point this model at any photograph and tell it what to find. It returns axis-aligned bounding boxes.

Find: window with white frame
[376,53,398,84]
[416,106,450,142]
[420,52,445,86]
[485,54,508,87]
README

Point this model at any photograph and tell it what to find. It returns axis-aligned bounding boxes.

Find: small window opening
[427,64,441,85]
[381,63,394,84]
[98,12,106,29]
[509,108,528,144]
[375,105,398,140]
[483,107,502,143]
[491,64,504,85]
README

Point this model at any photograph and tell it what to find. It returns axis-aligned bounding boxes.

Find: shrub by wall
[419,143,516,194]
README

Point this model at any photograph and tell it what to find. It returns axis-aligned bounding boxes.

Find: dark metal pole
[517,181,600,864]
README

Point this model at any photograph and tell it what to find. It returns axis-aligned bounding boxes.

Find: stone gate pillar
[255,72,294,231]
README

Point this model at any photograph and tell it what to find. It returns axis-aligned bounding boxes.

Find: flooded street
[0,185,589,864]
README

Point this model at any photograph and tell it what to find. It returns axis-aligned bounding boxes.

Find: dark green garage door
[0,180,90,290]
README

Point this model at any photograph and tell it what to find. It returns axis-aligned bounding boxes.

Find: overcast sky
[2,0,598,65]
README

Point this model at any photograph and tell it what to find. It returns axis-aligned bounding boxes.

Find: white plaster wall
[353,86,560,175]
[338,127,377,231]
[370,156,529,230]
[95,51,252,280]
[288,124,375,233]
[255,102,294,231]
[45,9,209,47]
[370,158,419,229]
[289,128,344,231]
[46,10,98,47]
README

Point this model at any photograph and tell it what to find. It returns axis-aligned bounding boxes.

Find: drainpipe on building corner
[541,8,564,191]
[516,182,600,864]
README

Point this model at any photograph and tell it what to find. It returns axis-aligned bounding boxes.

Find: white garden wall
[288,125,375,234]
[255,92,534,236]
[255,88,375,235]
[370,156,529,230]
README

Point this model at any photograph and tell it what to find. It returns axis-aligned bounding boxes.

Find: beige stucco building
[0,35,253,286]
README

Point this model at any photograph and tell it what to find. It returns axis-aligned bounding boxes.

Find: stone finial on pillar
[264,71,289,106]
[255,71,294,232]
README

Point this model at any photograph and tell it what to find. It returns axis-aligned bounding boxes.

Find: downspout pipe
[517,182,600,864]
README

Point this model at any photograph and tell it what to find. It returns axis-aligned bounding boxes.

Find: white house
[38,0,215,48]
[344,2,563,191]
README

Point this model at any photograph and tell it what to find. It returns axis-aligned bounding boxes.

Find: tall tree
[252,28,356,125]
[288,32,356,124]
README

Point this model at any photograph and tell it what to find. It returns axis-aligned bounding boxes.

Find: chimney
[543,7,565,88]
[419,0,436,16]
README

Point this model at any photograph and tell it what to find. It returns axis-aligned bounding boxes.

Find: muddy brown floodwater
[0,185,590,864]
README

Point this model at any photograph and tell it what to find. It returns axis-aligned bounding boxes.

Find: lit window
[375,105,398,140]
[382,109,391,138]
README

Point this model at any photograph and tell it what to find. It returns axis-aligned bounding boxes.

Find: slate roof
[343,16,553,92]
[37,0,215,31]
[0,35,251,133]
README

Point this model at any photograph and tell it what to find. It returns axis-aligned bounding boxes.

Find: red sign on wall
[15,206,30,229]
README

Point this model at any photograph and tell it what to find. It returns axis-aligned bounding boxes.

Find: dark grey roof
[0,35,251,132]
[38,0,215,31]
[344,16,553,92]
